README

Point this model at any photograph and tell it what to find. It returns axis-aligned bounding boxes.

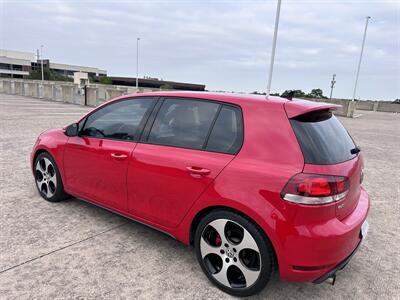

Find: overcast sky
[1,0,399,100]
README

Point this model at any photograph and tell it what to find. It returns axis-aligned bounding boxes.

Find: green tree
[281,90,305,98]
[27,69,72,82]
[160,84,174,90]
[306,88,325,98]
[98,76,113,85]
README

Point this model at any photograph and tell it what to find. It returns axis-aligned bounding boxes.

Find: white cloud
[343,45,360,53]
[301,48,321,55]
[50,15,80,24]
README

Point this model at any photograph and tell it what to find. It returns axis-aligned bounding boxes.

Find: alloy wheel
[200,218,261,289]
[35,157,57,198]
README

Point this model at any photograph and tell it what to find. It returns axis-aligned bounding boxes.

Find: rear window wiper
[350,146,361,154]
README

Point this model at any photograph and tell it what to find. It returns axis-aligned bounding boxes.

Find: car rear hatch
[285,100,362,219]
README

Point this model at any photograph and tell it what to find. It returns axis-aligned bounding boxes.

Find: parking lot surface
[0,93,399,299]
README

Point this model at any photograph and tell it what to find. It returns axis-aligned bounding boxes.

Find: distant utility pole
[40,45,44,81]
[352,16,371,101]
[329,74,336,100]
[136,37,140,89]
[266,0,282,97]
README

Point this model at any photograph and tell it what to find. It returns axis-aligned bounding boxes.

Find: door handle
[186,166,211,176]
[111,153,128,160]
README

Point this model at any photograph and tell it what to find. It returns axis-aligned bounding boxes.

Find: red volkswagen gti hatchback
[31,92,369,296]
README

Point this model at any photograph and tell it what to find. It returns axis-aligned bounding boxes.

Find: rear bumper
[278,187,370,282]
[312,239,361,284]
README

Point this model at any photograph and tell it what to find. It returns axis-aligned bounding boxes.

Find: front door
[63,97,157,210]
[64,137,135,209]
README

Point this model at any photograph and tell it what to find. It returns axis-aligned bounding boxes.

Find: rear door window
[148,98,219,149]
[290,110,357,164]
[206,105,243,154]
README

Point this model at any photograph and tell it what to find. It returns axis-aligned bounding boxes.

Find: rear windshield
[290,110,356,165]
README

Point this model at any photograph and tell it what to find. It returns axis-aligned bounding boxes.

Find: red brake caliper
[215,234,222,247]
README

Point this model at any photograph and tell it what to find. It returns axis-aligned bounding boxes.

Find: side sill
[75,197,177,240]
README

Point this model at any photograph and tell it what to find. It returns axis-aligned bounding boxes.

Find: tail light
[281,173,349,205]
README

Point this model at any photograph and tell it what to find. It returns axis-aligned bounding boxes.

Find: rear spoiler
[284,98,341,118]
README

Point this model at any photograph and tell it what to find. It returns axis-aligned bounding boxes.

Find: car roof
[122,91,289,106]
[114,91,341,118]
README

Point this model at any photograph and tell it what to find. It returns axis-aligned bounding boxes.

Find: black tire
[194,209,275,297]
[34,152,69,202]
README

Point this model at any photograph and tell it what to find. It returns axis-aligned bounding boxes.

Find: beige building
[0,49,35,77]
[0,49,107,79]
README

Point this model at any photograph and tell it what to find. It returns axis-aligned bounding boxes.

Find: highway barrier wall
[1,78,398,115]
[298,98,357,117]
[295,97,399,117]
[0,78,158,107]
[374,102,400,113]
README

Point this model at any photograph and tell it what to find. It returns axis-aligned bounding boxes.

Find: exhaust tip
[325,274,336,285]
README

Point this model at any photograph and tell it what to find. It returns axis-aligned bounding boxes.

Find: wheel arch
[32,147,65,184]
[32,148,50,172]
[189,205,278,270]
[33,147,49,159]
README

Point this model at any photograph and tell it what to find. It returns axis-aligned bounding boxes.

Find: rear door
[127,97,243,227]
[289,110,363,219]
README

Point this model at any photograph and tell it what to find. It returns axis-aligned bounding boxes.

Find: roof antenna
[285,90,295,101]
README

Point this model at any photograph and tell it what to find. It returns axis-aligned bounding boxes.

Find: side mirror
[65,123,79,137]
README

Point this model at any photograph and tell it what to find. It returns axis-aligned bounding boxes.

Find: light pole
[136,37,140,89]
[329,74,336,100]
[352,16,371,101]
[266,0,282,97]
[40,45,44,81]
